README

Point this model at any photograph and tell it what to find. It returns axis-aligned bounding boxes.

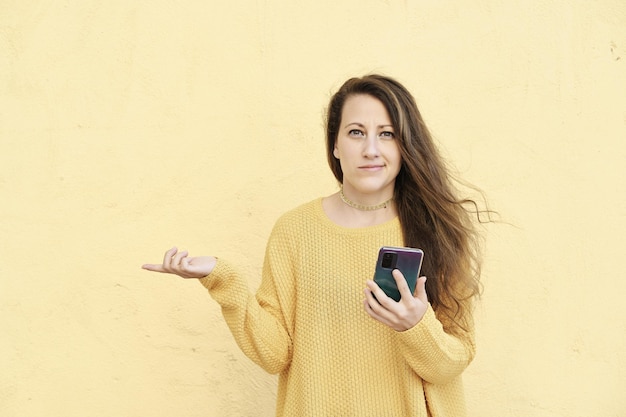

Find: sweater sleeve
[198,256,293,375]
[395,305,476,385]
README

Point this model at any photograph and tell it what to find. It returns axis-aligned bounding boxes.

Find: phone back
[373,246,424,302]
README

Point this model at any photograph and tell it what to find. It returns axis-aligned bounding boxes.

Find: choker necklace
[339,186,393,211]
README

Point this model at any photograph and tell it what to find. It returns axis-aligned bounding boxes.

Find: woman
[143,74,486,416]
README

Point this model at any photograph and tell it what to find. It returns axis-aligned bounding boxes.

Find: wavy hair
[326,74,489,335]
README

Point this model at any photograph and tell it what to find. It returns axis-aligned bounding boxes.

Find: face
[333,94,402,202]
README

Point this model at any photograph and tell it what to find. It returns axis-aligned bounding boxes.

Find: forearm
[395,306,475,385]
[199,260,292,374]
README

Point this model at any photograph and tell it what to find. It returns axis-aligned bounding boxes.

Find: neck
[322,192,397,228]
[339,185,393,211]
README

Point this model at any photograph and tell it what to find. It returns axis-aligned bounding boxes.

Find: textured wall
[1,1,625,416]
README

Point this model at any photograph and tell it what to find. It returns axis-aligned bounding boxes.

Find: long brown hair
[326,74,488,335]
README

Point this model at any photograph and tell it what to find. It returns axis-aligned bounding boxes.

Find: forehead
[341,94,391,123]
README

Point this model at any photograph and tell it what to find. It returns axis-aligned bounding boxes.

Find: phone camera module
[382,252,396,269]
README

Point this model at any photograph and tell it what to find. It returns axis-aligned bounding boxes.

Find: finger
[364,283,396,320]
[363,296,375,314]
[414,276,428,303]
[162,247,178,269]
[180,256,195,275]
[363,296,393,327]
[172,250,189,268]
[363,285,380,308]
[392,269,413,301]
[141,264,167,273]
[365,280,391,307]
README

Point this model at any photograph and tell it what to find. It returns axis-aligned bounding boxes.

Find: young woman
[143,74,486,416]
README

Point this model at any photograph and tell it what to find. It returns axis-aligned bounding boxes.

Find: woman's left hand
[363,269,428,331]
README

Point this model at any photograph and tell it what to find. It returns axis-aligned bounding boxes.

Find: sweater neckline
[312,197,400,234]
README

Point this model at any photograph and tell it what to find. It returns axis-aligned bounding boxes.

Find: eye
[379,131,395,139]
[348,129,365,137]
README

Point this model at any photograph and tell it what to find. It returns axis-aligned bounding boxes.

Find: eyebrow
[344,122,394,129]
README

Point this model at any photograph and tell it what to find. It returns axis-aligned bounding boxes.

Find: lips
[359,164,385,171]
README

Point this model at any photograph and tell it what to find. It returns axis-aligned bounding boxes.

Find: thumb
[414,276,428,303]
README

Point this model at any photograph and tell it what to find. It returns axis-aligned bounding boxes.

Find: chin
[350,181,394,195]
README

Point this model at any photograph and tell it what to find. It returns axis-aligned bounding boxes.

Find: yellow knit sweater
[200,198,475,417]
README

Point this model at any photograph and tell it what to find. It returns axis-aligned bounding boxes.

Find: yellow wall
[1,2,625,416]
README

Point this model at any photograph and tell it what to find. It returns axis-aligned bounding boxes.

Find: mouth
[359,164,385,170]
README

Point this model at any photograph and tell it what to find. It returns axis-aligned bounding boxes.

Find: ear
[333,147,339,159]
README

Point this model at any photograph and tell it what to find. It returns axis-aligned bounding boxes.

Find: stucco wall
[1,1,625,416]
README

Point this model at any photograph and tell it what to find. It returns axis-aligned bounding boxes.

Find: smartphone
[373,246,424,302]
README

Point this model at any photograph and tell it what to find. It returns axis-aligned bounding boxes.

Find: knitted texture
[199,198,475,417]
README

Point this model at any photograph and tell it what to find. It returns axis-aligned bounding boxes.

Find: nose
[362,134,380,158]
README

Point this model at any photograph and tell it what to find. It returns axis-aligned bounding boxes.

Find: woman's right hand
[142,247,216,279]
